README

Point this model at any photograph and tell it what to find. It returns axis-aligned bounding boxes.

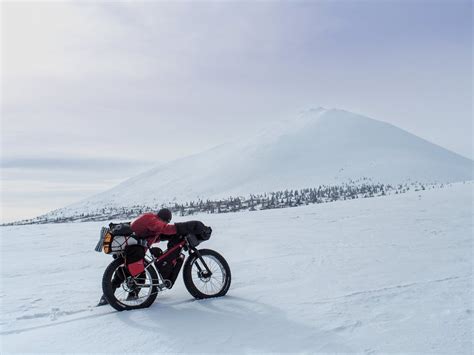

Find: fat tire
[102,257,159,311]
[183,249,231,299]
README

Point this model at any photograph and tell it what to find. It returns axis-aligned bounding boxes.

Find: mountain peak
[50,109,473,215]
[299,106,327,115]
[297,107,379,127]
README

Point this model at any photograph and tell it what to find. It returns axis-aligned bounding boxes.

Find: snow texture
[47,108,473,218]
[1,182,472,353]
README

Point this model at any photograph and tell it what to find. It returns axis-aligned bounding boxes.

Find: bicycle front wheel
[183,249,231,299]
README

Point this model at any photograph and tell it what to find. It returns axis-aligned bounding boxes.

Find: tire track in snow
[2,298,199,336]
[16,307,89,321]
[305,275,464,304]
[1,308,117,335]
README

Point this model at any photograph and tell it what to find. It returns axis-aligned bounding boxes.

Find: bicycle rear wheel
[102,257,159,311]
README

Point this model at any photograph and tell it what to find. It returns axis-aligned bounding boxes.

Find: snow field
[1,182,472,353]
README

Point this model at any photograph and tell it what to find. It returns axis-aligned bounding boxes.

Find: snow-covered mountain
[55,108,473,213]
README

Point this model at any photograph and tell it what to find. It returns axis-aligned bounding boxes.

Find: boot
[125,289,140,301]
[97,294,109,307]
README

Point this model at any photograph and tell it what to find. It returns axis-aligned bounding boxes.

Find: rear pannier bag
[125,244,146,276]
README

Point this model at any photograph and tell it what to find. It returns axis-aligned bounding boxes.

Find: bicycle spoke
[191,255,227,296]
[110,264,155,307]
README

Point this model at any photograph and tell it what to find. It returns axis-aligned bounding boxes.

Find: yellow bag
[103,231,114,254]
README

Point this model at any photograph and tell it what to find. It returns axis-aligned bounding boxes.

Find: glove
[202,226,212,239]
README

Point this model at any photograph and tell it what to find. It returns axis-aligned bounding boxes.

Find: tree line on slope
[6,182,436,225]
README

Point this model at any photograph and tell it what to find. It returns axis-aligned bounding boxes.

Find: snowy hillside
[1,182,472,353]
[46,108,472,218]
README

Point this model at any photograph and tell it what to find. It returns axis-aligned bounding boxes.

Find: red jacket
[131,213,177,245]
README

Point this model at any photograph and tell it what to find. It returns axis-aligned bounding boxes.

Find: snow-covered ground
[1,182,472,353]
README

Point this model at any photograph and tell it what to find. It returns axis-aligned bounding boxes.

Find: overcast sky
[1,0,472,223]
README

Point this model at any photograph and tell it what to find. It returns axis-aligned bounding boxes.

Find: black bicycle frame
[145,237,213,276]
[187,244,212,275]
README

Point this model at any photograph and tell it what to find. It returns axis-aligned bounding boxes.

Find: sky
[1,0,472,223]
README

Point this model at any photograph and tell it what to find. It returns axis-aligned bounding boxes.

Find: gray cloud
[3,1,471,160]
[1,157,155,171]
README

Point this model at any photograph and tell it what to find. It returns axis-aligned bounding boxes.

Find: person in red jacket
[131,209,177,245]
[97,208,210,306]
[124,209,178,277]
[126,209,210,275]
[131,209,210,241]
